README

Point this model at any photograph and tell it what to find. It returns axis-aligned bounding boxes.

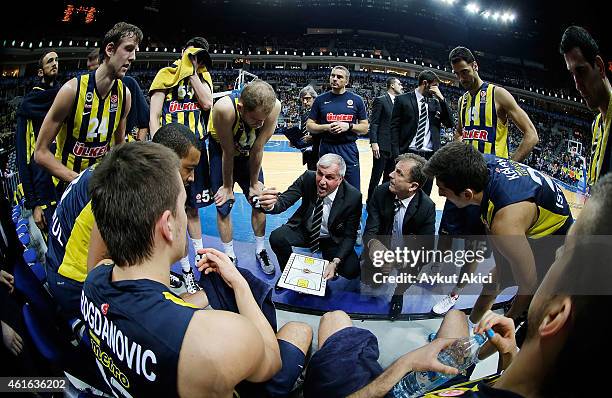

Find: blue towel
[304,326,384,398]
[199,266,277,331]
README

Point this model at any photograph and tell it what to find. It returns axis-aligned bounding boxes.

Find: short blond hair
[240,79,277,114]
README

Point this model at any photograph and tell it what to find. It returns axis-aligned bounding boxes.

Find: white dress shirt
[316,187,339,238]
[409,88,433,151]
[391,194,416,247]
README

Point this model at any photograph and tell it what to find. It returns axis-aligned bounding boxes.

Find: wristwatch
[347,122,354,132]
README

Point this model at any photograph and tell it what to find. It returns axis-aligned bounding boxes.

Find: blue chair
[13,257,55,316]
[16,223,28,235]
[18,231,30,246]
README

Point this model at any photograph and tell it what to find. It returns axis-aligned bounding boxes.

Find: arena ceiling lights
[437,0,517,24]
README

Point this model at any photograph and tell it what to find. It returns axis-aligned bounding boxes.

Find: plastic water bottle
[391,333,489,397]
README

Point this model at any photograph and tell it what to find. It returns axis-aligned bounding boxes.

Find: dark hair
[100,22,143,61]
[573,173,612,234]
[87,49,99,62]
[559,26,600,66]
[386,77,399,89]
[396,153,428,187]
[240,79,277,114]
[418,70,440,86]
[423,142,489,194]
[38,50,58,68]
[184,36,209,51]
[449,46,476,65]
[89,142,181,267]
[152,123,198,159]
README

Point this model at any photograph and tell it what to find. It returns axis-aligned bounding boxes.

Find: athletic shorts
[304,327,383,398]
[208,138,264,217]
[187,137,213,209]
[265,339,306,397]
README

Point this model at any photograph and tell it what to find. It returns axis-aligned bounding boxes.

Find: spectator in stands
[260,154,362,280]
[299,85,320,171]
[560,26,612,188]
[390,70,453,195]
[367,77,403,200]
[306,66,369,190]
[86,49,99,71]
[84,141,311,398]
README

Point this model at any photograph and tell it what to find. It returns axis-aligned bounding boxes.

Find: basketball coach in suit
[390,70,453,195]
[366,77,404,201]
[259,153,362,280]
[362,153,436,318]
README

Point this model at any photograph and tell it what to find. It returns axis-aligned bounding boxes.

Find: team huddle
[10,19,612,398]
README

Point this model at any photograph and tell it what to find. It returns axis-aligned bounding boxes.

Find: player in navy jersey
[424,142,572,325]
[307,65,369,190]
[84,142,310,398]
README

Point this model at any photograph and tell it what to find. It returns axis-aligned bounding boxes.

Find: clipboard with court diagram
[277,253,328,296]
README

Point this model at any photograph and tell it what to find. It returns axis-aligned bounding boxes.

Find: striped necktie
[414,98,428,149]
[309,197,324,253]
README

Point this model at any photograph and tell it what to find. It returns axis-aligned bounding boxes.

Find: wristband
[348,122,353,132]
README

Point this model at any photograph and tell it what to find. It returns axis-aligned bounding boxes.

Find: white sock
[180,255,191,273]
[223,241,236,258]
[255,235,265,253]
[193,238,203,253]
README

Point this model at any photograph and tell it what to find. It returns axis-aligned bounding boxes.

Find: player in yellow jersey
[560,26,612,188]
[149,36,214,293]
[449,46,538,161]
[208,80,281,274]
[433,46,540,316]
[34,22,142,196]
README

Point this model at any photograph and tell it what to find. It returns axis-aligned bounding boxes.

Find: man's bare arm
[189,73,213,111]
[112,87,131,145]
[489,202,539,320]
[454,96,464,141]
[353,119,370,136]
[214,97,238,190]
[496,87,539,162]
[149,91,165,136]
[249,100,281,186]
[306,118,331,135]
[34,78,79,182]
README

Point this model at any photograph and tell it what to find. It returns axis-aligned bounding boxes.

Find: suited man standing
[363,153,436,318]
[367,77,404,201]
[390,70,453,195]
[260,154,362,280]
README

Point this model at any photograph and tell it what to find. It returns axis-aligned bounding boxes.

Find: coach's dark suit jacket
[369,93,394,153]
[390,91,453,157]
[362,183,436,268]
[267,171,362,262]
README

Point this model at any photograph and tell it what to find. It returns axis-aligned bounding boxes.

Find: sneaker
[256,249,275,275]
[432,293,459,315]
[169,271,183,289]
[183,269,202,294]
